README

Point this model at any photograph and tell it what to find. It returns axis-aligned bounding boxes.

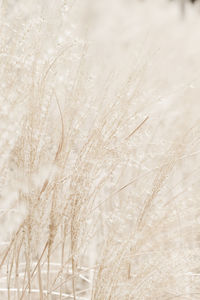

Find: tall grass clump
[0,0,200,299]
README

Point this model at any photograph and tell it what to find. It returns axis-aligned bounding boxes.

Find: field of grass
[0,0,200,299]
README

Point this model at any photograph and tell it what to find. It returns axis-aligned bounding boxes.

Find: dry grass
[0,0,200,299]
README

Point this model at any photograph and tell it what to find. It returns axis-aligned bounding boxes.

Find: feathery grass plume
[0,0,200,299]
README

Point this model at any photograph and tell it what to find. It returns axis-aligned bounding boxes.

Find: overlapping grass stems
[0,0,200,299]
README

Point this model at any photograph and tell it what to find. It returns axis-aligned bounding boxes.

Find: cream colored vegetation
[0,0,200,299]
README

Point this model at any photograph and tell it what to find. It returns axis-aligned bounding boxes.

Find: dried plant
[0,1,200,299]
